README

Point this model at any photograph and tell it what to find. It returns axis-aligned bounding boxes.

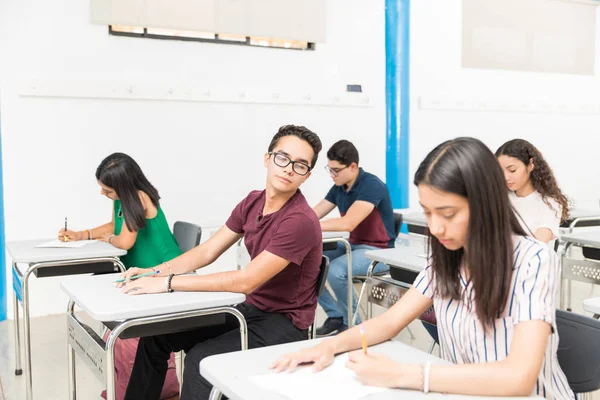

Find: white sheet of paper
[248,354,387,400]
[35,239,98,248]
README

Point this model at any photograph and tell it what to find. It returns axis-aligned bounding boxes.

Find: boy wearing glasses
[313,140,396,335]
[120,125,323,400]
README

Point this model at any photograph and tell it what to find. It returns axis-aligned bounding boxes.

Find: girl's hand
[346,351,421,389]
[58,229,83,242]
[270,342,336,373]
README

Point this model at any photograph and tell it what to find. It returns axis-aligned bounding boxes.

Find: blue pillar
[0,116,6,321]
[385,0,410,210]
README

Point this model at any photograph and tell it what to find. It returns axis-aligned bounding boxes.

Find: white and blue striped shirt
[413,235,574,399]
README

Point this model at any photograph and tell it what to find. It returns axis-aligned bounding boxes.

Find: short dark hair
[326,140,359,166]
[414,137,526,329]
[95,152,160,232]
[267,125,322,168]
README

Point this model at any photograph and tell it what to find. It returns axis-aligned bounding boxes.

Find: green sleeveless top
[113,200,182,269]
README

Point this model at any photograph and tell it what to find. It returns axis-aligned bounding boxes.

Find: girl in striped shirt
[272,137,573,399]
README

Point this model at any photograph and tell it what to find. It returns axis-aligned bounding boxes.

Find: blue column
[385,0,410,209]
[0,118,6,321]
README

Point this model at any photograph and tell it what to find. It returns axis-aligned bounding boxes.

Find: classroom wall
[409,0,600,209]
[0,0,386,318]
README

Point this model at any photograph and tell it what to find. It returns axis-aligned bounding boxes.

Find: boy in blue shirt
[313,140,396,335]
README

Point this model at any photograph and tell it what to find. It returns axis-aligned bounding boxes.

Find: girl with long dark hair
[271,138,573,399]
[58,152,181,400]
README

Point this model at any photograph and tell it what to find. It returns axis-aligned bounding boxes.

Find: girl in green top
[58,152,181,268]
[57,152,181,400]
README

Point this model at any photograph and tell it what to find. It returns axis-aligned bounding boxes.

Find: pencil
[114,269,160,283]
[64,217,70,242]
[360,326,368,355]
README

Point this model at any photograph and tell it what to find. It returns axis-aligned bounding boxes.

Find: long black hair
[414,137,526,328]
[95,153,160,232]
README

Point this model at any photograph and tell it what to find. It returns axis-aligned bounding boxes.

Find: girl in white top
[496,139,569,245]
[271,137,573,399]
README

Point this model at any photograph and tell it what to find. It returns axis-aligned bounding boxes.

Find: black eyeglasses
[324,165,349,177]
[269,152,312,176]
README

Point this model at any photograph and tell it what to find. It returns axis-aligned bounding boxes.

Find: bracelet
[166,274,174,293]
[108,234,116,244]
[424,361,431,393]
[163,261,173,276]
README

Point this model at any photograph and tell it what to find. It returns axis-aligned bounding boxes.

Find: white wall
[0,0,386,318]
[410,0,600,209]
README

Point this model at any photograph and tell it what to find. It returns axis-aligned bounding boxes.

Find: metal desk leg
[192,308,248,400]
[352,261,378,325]
[13,278,22,375]
[67,300,77,400]
[340,239,353,328]
[322,238,354,328]
[104,307,247,400]
[22,265,35,400]
[208,388,223,400]
[558,242,572,310]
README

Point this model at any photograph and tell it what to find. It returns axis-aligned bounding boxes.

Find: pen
[64,217,69,242]
[114,269,160,283]
[360,326,368,355]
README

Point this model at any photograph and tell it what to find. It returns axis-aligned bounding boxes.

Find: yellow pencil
[360,326,368,355]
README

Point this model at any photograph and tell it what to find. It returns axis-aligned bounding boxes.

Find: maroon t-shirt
[226,189,323,330]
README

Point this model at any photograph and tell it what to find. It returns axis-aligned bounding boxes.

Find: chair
[310,256,330,339]
[173,221,202,253]
[352,212,403,325]
[171,221,202,388]
[556,309,600,398]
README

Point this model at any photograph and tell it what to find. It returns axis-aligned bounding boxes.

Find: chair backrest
[556,309,600,394]
[173,221,202,253]
[393,212,403,235]
[315,256,330,297]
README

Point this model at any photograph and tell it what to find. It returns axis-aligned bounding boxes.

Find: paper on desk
[248,354,387,400]
[35,239,97,248]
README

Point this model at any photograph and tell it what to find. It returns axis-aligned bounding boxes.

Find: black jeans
[124,302,308,400]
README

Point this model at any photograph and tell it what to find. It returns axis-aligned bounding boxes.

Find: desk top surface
[402,212,427,227]
[7,239,127,263]
[559,231,600,248]
[365,246,428,272]
[322,231,350,240]
[567,208,600,220]
[583,297,600,314]
[201,339,536,400]
[60,273,246,321]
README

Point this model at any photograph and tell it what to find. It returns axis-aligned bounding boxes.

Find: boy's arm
[320,200,374,232]
[169,250,290,294]
[313,199,336,219]
[166,225,242,275]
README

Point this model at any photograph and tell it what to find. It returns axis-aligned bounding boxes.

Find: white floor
[1,279,599,399]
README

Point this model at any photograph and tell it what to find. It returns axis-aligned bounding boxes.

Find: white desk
[558,231,600,310]
[583,297,600,318]
[361,246,428,319]
[61,273,247,400]
[321,231,354,328]
[365,246,427,274]
[402,212,427,235]
[7,239,127,400]
[560,208,600,233]
[201,339,537,400]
